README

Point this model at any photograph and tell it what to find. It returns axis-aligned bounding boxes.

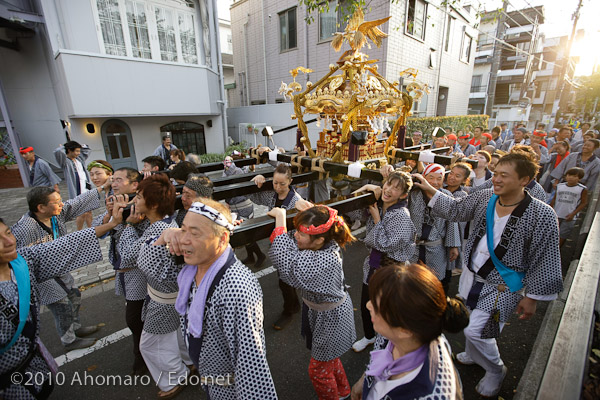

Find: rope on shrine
[310,157,329,181]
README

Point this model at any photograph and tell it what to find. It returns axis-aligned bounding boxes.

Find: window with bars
[93,0,201,65]
[161,121,206,155]
[279,7,297,52]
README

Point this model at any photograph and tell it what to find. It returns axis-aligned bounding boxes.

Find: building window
[319,0,348,42]
[429,49,437,69]
[97,0,127,56]
[444,14,453,52]
[460,30,473,63]
[402,85,428,117]
[406,0,427,41]
[126,1,152,59]
[161,121,206,155]
[93,0,202,65]
[279,7,297,52]
[471,75,482,92]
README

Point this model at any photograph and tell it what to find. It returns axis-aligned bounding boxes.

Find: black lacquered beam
[210,167,302,187]
[403,143,432,151]
[230,192,377,247]
[386,148,478,167]
[212,171,319,201]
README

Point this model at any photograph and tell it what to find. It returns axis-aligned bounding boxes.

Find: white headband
[188,201,234,232]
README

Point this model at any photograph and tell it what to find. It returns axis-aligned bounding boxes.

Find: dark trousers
[125,299,145,368]
[360,283,375,340]
[279,278,300,315]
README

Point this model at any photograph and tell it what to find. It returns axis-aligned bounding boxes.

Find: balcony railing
[470,85,487,93]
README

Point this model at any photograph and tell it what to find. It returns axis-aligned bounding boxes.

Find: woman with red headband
[267,204,356,400]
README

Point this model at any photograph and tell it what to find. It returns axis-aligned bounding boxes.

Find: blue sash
[0,255,31,355]
[486,195,525,292]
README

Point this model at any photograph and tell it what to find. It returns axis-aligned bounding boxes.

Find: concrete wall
[55,52,222,117]
[0,26,66,164]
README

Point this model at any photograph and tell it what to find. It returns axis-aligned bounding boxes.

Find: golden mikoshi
[279,8,430,164]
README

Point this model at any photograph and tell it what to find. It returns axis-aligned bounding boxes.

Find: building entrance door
[100,119,138,170]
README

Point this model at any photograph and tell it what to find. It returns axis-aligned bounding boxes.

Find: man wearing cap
[153,134,178,167]
[411,131,423,146]
[478,133,495,150]
[19,147,61,192]
[501,128,529,152]
[457,132,477,157]
[446,133,458,151]
[156,199,278,399]
[431,128,451,154]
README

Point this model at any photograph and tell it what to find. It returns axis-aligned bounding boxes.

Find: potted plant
[247,123,253,132]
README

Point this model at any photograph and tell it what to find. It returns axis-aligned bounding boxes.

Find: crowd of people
[0,119,597,399]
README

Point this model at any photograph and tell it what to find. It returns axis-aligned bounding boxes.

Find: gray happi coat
[183,258,277,400]
[269,232,356,361]
[350,202,416,285]
[409,189,461,280]
[118,218,180,334]
[11,190,101,305]
[93,213,149,301]
[0,229,102,399]
[430,189,563,322]
[53,145,91,199]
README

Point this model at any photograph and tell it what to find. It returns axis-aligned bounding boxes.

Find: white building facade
[227,0,478,141]
[0,0,227,184]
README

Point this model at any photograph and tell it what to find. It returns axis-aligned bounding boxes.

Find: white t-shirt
[554,182,585,219]
[73,159,89,194]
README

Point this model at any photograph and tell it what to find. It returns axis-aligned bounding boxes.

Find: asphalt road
[39,239,547,400]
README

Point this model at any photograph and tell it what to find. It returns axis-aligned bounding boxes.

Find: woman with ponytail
[351,263,470,400]
[268,204,356,400]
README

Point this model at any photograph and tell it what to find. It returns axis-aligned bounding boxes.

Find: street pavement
[1,183,548,399]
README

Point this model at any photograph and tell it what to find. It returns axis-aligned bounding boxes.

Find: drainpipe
[305,5,309,83]
[433,4,448,117]
[211,0,228,151]
[261,0,268,103]
[243,17,250,106]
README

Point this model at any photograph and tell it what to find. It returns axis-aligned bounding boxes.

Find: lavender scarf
[175,246,232,338]
[365,340,428,382]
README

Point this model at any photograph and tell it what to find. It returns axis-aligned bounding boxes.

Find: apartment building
[228,0,479,129]
[468,6,544,127]
[0,0,227,185]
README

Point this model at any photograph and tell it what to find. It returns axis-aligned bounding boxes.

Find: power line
[506,0,538,26]
[518,0,546,20]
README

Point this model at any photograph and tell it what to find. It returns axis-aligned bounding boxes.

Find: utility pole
[556,0,583,119]
[485,0,509,118]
